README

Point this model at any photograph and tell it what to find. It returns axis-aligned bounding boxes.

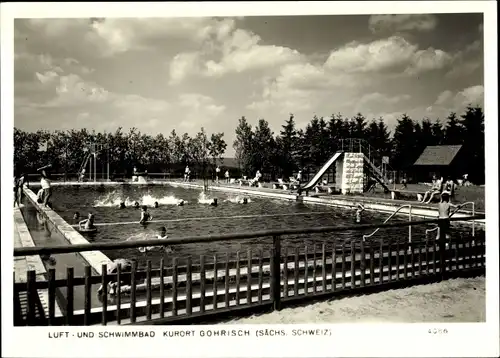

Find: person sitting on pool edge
[79,213,96,231]
[421,176,443,204]
[139,205,153,225]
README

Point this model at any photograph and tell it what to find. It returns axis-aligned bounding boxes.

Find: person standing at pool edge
[37,164,52,207]
[437,192,463,240]
[215,166,221,183]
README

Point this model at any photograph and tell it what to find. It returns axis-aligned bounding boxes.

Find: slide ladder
[78,153,92,176]
[362,204,413,241]
[363,154,391,193]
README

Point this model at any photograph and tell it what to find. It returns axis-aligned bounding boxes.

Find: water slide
[302,151,343,190]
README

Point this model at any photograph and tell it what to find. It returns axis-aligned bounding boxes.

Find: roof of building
[413,145,463,166]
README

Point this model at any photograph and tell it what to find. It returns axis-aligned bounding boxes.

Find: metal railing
[425,202,476,237]
[14,214,484,326]
[362,205,413,242]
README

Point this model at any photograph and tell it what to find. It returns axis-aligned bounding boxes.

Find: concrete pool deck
[22,187,112,275]
[14,207,63,317]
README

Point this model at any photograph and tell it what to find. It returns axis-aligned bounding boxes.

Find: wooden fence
[13,216,485,326]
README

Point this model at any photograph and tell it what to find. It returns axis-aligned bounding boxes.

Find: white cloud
[432,85,484,114]
[456,85,484,106]
[169,52,201,85]
[406,48,452,75]
[168,19,302,83]
[435,90,454,105]
[35,71,59,85]
[325,36,451,75]
[368,14,438,33]
[358,92,411,107]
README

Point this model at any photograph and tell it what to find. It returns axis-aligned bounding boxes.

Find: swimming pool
[21,184,478,269]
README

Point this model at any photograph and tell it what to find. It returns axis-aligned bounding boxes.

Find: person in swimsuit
[139,205,153,224]
[355,203,365,223]
[79,213,96,230]
[422,176,443,203]
[437,192,462,240]
[37,165,53,207]
[138,226,171,253]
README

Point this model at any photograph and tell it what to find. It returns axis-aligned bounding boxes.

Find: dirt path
[225,277,485,324]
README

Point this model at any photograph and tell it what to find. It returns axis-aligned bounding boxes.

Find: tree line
[14,105,484,183]
[233,105,484,184]
[14,127,227,178]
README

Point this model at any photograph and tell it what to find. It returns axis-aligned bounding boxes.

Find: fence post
[271,235,282,311]
[438,219,448,281]
[472,203,475,237]
[408,205,412,245]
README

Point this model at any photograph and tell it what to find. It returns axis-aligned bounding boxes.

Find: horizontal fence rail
[14,216,485,326]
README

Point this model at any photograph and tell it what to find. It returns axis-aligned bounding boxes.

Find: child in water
[139,206,153,225]
[79,213,96,230]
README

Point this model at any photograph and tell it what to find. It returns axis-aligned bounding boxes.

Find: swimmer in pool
[134,201,140,209]
[154,201,159,208]
[139,205,153,225]
[355,204,365,223]
[119,202,126,209]
[138,226,171,253]
[79,213,96,230]
[73,212,80,220]
[210,198,218,207]
[238,197,248,204]
[177,199,184,206]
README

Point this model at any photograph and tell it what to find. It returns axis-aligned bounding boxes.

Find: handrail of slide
[362,204,412,241]
[425,201,476,237]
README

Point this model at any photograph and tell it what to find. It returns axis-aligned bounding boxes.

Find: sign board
[382,156,389,164]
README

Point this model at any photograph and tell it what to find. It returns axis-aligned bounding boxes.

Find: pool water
[28,184,475,267]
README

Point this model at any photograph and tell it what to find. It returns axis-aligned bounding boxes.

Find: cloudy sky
[14,13,484,155]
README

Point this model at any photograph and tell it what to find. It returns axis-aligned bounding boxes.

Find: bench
[391,190,425,201]
[272,179,299,191]
[314,185,339,194]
